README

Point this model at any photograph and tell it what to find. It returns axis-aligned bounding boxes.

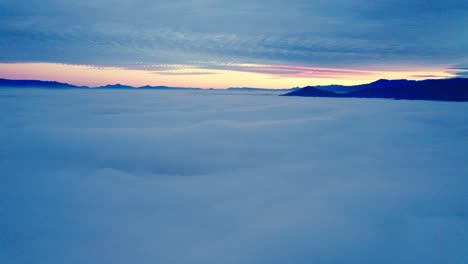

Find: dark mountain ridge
[0,78,88,89]
[0,78,290,91]
[283,78,468,101]
[0,79,201,90]
[2,77,468,101]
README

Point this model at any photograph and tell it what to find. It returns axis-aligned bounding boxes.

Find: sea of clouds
[1,89,467,263]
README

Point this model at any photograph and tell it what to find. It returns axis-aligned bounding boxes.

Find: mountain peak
[96,84,135,89]
[283,78,468,101]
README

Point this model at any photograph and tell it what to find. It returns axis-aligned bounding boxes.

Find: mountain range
[1,77,468,101]
[227,87,300,92]
[94,84,202,90]
[0,79,203,90]
[0,78,87,89]
[283,78,468,102]
[0,78,296,91]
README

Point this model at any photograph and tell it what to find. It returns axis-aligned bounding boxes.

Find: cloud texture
[1,89,467,263]
[0,0,467,68]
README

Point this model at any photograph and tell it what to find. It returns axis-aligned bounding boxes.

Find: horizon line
[1,76,466,91]
[0,62,461,89]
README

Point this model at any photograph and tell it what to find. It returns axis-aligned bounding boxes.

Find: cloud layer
[1,0,467,69]
[1,89,467,263]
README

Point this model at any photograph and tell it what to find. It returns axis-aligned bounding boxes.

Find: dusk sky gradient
[1,0,468,88]
[1,2,468,262]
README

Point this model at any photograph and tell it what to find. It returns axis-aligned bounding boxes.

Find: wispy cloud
[446,65,468,78]
[128,62,373,76]
[1,0,467,69]
[411,74,452,78]
[155,71,217,76]
[0,62,457,88]
[198,63,375,79]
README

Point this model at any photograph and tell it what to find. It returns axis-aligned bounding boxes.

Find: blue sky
[0,0,467,87]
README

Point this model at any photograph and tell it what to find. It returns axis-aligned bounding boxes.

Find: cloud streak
[0,0,467,70]
[0,62,457,88]
[155,71,217,76]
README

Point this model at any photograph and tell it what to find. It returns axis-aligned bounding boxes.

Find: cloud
[1,89,467,264]
[454,71,468,77]
[122,62,375,79]
[0,0,467,69]
[447,66,468,78]
[410,74,452,78]
[155,71,217,76]
[204,64,375,78]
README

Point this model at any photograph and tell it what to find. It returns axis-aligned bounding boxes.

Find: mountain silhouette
[2,77,468,100]
[137,85,201,90]
[0,79,201,90]
[227,87,300,92]
[94,84,135,89]
[308,84,370,93]
[0,78,87,89]
[283,78,468,101]
[94,84,202,90]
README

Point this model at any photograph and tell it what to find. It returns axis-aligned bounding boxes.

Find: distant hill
[0,78,203,90]
[94,84,201,90]
[0,78,291,91]
[283,78,468,102]
[227,87,300,92]
[137,85,201,90]
[94,84,135,89]
[3,77,467,100]
[0,78,87,89]
[312,84,378,93]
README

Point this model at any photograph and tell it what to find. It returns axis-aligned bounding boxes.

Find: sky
[0,0,468,88]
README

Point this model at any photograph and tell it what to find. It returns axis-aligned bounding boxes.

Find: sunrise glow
[0,62,456,88]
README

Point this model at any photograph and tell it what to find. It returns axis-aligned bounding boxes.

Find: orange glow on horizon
[0,62,455,89]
